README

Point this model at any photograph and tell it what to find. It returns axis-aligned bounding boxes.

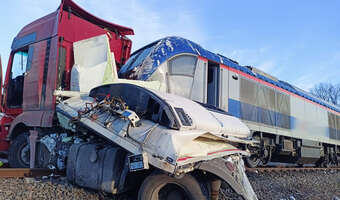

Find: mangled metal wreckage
[55,83,257,200]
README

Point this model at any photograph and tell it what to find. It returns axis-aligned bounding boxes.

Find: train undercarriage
[245,132,340,168]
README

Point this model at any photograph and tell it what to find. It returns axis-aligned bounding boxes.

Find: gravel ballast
[246,170,340,200]
[0,170,339,200]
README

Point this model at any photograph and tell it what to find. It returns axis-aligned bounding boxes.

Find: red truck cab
[0,0,133,160]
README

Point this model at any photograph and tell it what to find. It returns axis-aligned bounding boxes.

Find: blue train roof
[119,36,340,114]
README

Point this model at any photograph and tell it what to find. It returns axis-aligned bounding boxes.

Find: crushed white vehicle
[53,83,258,200]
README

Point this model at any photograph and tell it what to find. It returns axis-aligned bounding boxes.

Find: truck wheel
[8,133,30,168]
[138,173,207,200]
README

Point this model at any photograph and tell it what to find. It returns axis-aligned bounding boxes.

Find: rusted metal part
[0,168,55,178]
[246,167,340,173]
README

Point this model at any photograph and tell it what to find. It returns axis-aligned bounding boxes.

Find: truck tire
[138,173,207,200]
[8,133,30,168]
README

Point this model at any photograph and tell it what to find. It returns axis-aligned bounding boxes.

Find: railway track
[0,168,61,178]
[0,167,339,178]
[246,167,340,173]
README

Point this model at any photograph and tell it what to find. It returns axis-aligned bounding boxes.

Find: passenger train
[119,36,340,167]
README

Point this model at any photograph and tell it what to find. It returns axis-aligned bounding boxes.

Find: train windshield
[119,44,155,76]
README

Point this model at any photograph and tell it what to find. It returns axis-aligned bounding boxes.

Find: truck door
[3,43,36,114]
[5,49,29,112]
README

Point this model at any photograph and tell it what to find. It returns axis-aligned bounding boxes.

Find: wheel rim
[156,183,190,200]
[19,143,30,166]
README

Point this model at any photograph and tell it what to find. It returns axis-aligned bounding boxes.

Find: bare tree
[310,83,340,106]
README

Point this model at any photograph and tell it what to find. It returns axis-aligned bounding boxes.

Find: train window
[168,55,197,98]
[169,55,197,76]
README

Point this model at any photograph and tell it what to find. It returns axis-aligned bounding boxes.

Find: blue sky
[0,0,339,90]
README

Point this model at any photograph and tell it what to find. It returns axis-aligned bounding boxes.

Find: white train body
[119,36,340,166]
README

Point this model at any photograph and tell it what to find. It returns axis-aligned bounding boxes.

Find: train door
[207,61,219,107]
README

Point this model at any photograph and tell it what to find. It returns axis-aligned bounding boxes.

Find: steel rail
[0,168,57,178]
[246,167,340,173]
